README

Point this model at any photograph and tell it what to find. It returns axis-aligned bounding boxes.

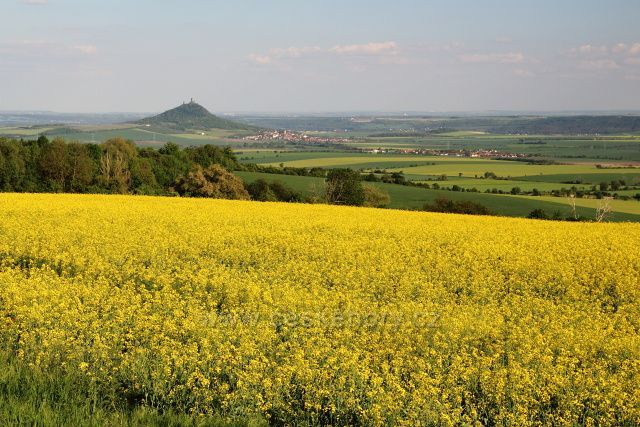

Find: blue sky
[1,0,640,112]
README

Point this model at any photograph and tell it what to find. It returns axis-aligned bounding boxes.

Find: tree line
[0,136,239,195]
[0,136,525,216]
[0,137,390,207]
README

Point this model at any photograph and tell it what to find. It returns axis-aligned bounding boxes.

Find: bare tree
[325,178,346,204]
[595,197,613,222]
[99,151,131,193]
[567,193,578,220]
[99,151,112,184]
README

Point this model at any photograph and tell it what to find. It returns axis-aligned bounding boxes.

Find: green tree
[173,164,249,200]
[484,171,497,179]
[0,139,27,191]
[325,169,365,206]
[40,138,68,191]
[186,145,239,170]
[247,179,277,201]
[66,142,95,192]
[268,181,301,202]
[130,157,159,194]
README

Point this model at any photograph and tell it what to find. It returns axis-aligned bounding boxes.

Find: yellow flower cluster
[0,193,639,425]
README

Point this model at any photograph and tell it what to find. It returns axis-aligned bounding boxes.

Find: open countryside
[2,1,640,426]
[3,111,640,222]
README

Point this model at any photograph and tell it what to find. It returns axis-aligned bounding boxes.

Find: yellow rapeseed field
[0,193,639,425]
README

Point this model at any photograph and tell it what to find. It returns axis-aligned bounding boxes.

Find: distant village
[362,148,531,159]
[242,129,531,159]
[242,129,351,144]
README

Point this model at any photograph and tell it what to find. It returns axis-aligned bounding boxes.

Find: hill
[135,100,254,131]
[236,114,640,135]
[485,115,640,135]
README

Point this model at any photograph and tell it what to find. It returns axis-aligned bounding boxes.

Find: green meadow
[420,178,590,192]
[248,152,640,184]
[235,171,640,221]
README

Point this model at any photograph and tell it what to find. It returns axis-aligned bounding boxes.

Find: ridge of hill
[135,101,254,131]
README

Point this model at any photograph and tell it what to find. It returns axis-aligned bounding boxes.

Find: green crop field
[420,178,590,192]
[391,160,637,179]
[515,172,640,185]
[0,126,56,136]
[43,128,248,147]
[235,171,640,221]
[515,195,640,216]
[236,151,360,164]
[343,134,640,161]
[253,153,637,181]
[257,154,461,169]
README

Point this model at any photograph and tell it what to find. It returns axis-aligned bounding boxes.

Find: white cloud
[459,52,525,64]
[567,41,640,73]
[73,45,97,55]
[578,59,620,70]
[513,68,535,77]
[0,40,98,71]
[270,46,322,57]
[249,41,399,65]
[439,41,465,51]
[571,44,608,55]
[248,53,272,65]
[570,41,640,57]
[612,43,628,54]
[20,0,48,4]
[329,41,398,55]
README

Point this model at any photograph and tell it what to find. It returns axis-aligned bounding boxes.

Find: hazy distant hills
[482,116,640,135]
[0,111,149,127]
[134,101,255,132]
[236,114,640,135]
[2,105,639,137]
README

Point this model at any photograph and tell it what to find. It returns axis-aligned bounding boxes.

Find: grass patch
[0,350,265,426]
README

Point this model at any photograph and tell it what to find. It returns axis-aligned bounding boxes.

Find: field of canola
[0,193,639,426]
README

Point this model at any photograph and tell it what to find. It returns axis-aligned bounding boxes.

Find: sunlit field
[1,193,639,425]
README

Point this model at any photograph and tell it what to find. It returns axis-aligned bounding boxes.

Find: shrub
[364,173,379,182]
[173,164,249,199]
[423,196,491,215]
[246,179,277,201]
[247,179,302,203]
[363,185,391,208]
[527,209,549,220]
